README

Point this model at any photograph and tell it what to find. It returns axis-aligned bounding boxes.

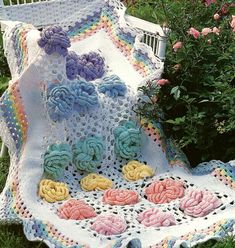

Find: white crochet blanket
[0,1,234,248]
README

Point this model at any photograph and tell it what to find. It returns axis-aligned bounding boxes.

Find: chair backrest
[0,0,168,60]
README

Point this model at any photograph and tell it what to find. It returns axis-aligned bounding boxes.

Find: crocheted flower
[77,52,105,81]
[91,214,127,235]
[80,173,113,191]
[44,143,72,179]
[66,51,79,80]
[38,26,70,56]
[137,208,176,227]
[122,160,154,181]
[103,189,139,205]
[47,84,74,122]
[39,179,69,203]
[98,75,127,98]
[114,121,141,159]
[145,178,185,204]
[71,81,99,113]
[57,199,97,220]
[73,136,105,172]
[180,190,222,217]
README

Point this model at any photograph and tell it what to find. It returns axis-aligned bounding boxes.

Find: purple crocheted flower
[66,51,79,80]
[77,52,105,81]
[38,26,71,56]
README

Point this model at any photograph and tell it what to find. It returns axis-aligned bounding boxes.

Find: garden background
[0,0,234,247]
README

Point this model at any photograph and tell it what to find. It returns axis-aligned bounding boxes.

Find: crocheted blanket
[0,1,234,247]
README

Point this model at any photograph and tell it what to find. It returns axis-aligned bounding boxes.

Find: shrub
[129,0,235,165]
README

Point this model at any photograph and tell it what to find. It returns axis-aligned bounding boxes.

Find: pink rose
[205,0,216,7]
[188,27,200,39]
[231,15,235,32]
[212,27,220,35]
[201,28,212,36]
[157,79,169,86]
[173,64,182,71]
[173,41,183,52]
[213,13,220,20]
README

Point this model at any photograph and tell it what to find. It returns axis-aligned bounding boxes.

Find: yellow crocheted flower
[122,161,154,181]
[80,173,113,191]
[39,179,69,203]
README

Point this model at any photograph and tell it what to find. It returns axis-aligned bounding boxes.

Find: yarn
[98,75,127,98]
[71,81,99,113]
[66,51,79,80]
[77,52,105,81]
[57,199,97,220]
[122,160,154,181]
[145,178,185,204]
[137,208,176,227]
[127,239,142,248]
[80,173,113,191]
[44,143,72,179]
[180,190,222,217]
[103,189,139,205]
[73,136,105,172]
[38,25,70,56]
[46,84,74,122]
[114,121,141,159]
[39,179,69,203]
[90,214,127,235]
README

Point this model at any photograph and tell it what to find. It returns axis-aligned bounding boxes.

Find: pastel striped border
[11,23,33,75]
[0,81,28,154]
[67,5,160,77]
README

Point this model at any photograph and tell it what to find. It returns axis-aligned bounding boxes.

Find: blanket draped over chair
[0,0,234,247]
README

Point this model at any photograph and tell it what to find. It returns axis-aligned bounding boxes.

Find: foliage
[193,234,235,248]
[131,0,235,164]
[0,33,10,78]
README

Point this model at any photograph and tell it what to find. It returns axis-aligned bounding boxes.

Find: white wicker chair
[0,0,169,158]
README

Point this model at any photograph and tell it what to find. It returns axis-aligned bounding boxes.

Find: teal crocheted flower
[73,136,105,172]
[44,143,72,179]
[114,121,141,159]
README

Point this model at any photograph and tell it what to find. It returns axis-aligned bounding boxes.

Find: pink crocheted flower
[180,190,222,217]
[102,189,139,205]
[57,199,97,220]
[91,214,127,235]
[137,208,176,227]
[145,178,185,204]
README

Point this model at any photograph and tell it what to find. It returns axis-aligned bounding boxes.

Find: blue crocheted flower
[71,81,99,113]
[47,84,74,122]
[44,143,72,179]
[38,26,71,56]
[114,121,141,159]
[66,51,79,80]
[98,75,127,98]
[73,136,105,172]
[77,52,105,81]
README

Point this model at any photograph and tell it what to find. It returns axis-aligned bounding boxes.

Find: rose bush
[129,0,235,165]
